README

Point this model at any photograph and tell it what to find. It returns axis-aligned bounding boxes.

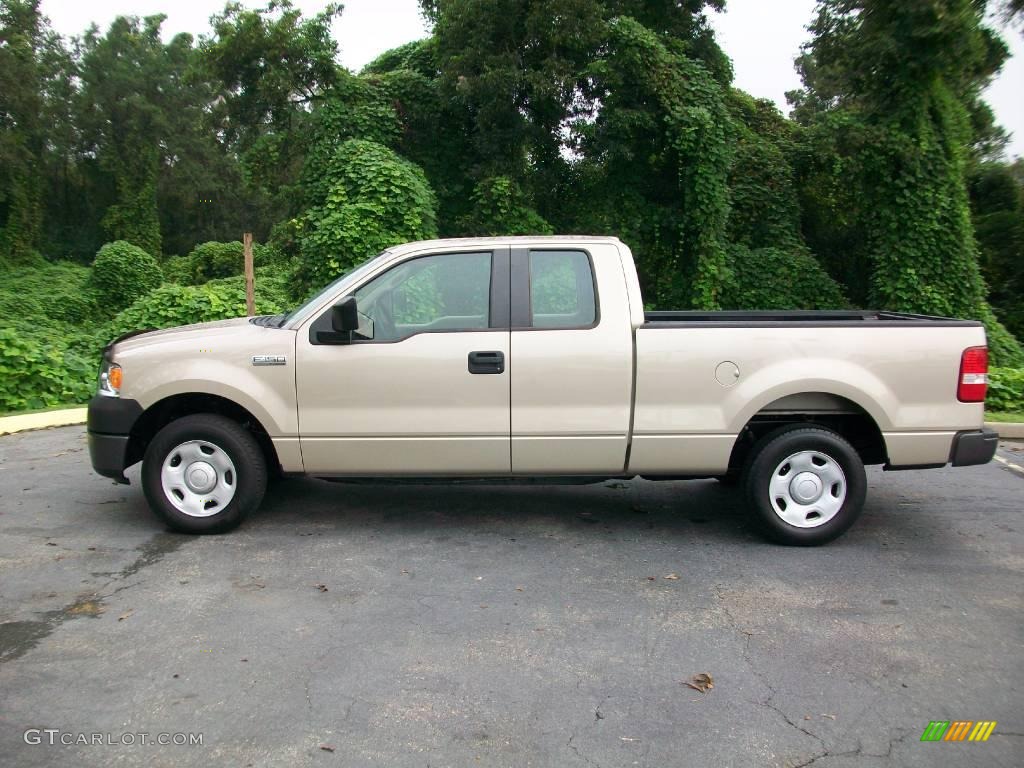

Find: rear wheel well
[126,393,280,475]
[726,394,887,473]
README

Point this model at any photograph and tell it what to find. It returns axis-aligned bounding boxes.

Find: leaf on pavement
[684,673,714,693]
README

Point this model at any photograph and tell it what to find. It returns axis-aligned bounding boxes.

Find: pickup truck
[87,236,998,545]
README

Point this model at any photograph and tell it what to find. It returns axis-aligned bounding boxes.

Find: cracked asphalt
[0,426,1022,767]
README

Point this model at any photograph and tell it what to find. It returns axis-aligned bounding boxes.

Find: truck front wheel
[743,425,866,546]
[142,414,267,534]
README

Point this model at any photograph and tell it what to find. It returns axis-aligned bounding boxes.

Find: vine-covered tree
[77,16,177,256]
[0,0,58,263]
[201,0,343,207]
[296,139,438,291]
[0,0,1020,361]
[790,0,1023,364]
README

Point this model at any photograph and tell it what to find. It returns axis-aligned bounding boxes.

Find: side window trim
[308,248,510,345]
[510,247,531,328]
[510,246,600,331]
[490,247,511,328]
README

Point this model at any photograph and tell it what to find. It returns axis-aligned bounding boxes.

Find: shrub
[297,139,437,291]
[0,325,95,411]
[161,255,192,285]
[164,241,281,285]
[88,241,163,312]
[979,306,1024,368]
[107,271,290,337]
[988,367,1024,413]
[719,245,849,310]
[458,176,553,236]
[0,261,100,324]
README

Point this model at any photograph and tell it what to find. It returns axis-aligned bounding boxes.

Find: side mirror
[331,296,359,333]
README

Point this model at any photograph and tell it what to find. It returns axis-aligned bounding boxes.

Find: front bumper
[87,396,143,484]
[88,432,132,483]
[950,428,999,467]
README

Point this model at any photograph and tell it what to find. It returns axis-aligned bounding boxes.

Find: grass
[985,411,1024,423]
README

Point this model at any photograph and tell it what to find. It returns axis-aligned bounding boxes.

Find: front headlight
[98,361,123,398]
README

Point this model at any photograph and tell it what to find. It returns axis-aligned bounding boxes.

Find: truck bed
[642,310,982,327]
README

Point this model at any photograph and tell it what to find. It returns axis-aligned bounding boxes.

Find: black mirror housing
[332,296,359,333]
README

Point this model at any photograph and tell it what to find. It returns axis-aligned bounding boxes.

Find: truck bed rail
[642,310,982,328]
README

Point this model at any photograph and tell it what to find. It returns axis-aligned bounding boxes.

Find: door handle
[468,350,505,374]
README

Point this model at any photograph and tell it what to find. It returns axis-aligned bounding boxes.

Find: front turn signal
[99,362,123,397]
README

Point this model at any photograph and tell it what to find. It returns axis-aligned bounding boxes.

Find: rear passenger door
[509,245,634,474]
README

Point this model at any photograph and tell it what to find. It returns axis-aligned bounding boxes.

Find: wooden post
[243,232,255,317]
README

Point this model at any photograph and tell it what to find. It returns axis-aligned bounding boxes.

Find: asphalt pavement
[0,426,1021,767]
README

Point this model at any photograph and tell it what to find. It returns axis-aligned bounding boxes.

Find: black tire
[142,414,267,534]
[743,425,866,546]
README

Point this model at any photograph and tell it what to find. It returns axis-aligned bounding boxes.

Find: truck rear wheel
[743,425,866,546]
[142,414,267,534]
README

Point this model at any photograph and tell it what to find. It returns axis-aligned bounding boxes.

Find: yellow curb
[0,407,88,436]
[986,421,1024,440]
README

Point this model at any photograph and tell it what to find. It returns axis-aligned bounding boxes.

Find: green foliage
[201,1,342,202]
[88,241,163,312]
[987,367,1024,413]
[0,325,95,411]
[77,15,180,256]
[790,0,1023,365]
[0,259,292,411]
[459,177,552,236]
[726,92,805,251]
[593,16,734,309]
[978,305,1024,368]
[0,261,100,323]
[296,139,437,290]
[163,240,280,285]
[306,74,402,156]
[0,257,107,409]
[107,272,289,337]
[0,0,55,264]
[100,164,162,257]
[362,38,437,77]
[969,160,1024,341]
[720,245,848,310]
[203,1,341,142]
[1,0,1023,411]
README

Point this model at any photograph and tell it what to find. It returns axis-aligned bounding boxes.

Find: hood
[112,316,255,352]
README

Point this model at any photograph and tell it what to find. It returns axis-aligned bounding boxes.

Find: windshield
[278,250,392,327]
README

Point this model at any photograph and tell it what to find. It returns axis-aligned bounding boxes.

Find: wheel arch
[726,391,888,473]
[126,393,281,475]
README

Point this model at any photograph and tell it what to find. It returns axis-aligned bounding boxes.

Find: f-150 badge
[252,355,287,366]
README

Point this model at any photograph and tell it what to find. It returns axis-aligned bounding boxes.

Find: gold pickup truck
[87,236,997,544]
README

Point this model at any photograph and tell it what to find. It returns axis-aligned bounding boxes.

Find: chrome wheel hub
[789,471,823,504]
[185,461,217,493]
[161,440,237,518]
[769,450,846,528]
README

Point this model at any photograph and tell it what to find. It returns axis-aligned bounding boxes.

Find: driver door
[296,248,511,475]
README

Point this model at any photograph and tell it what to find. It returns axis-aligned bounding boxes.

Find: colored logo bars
[920,721,997,742]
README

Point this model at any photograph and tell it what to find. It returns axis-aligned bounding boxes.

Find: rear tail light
[957,346,988,402]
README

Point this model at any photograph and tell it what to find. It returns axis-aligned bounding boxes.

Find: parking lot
[1,425,1021,767]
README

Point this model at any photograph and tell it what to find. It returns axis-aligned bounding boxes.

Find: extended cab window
[529,250,596,328]
[354,251,492,341]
